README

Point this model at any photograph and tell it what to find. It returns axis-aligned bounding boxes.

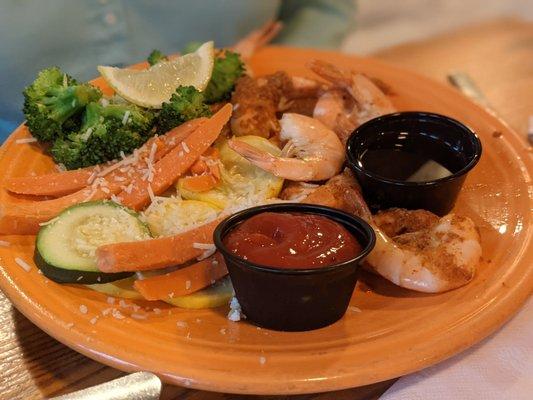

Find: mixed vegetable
[22,44,244,169]
[9,41,283,311]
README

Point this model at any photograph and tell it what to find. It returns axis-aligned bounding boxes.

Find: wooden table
[1,18,531,400]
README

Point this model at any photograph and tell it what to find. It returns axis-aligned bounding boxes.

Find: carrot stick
[97,216,225,272]
[0,119,205,234]
[117,104,232,211]
[5,168,96,197]
[179,174,219,192]
[133,253,228,300]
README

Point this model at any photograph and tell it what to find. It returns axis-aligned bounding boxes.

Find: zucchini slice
[34,249,132,284]
[36,201,151,283]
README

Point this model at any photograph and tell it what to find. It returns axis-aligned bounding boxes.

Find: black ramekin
[213,203,376,332]
[346,112,482,216]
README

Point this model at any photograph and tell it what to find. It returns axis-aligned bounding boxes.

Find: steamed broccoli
[23,67,102,142]
[204,51,245,103]
[157,86,212,134]
[51,101,156,169]
[147,49,168,66]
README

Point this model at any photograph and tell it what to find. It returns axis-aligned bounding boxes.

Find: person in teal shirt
[0,0,355,140]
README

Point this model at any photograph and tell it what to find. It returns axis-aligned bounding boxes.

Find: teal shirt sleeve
[0,0,279,141]
[275,0,356,49]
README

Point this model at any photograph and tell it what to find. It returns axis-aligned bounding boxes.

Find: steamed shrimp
[228,113,344,181]
[309,59,396,144]
[230,71,323,138]
[300,170,482,293]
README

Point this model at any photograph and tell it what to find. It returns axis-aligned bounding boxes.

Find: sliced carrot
[133,253,228,300]
[97,216,225,272]
[117,104,232,211]
[0,119,205,234]
[179,174,219,192]
[190,159,209,175]
[190,147,220,176]
[5,168,96,197]
[204,147,220,159]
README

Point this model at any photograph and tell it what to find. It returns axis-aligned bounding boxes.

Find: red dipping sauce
[223,212,362,269]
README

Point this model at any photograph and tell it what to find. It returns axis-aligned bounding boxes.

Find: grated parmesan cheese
[182,142,190,153]
[38,217,59,227]
[147,185,155,203]
[15,257,32,272]
[131,313,147,320]
[227,297,244,322]
[192,243,215,250]
[80,127,93,142]
[0,240,11,247]
[110,194,122,205]
[112,309,125,320]
[197,247,216,261]
[122,110,130,125]
[79,304,88,314]
[348,306,362,313]
[101,307,113,316]
[15,137,38,144]
[87,170,98,184]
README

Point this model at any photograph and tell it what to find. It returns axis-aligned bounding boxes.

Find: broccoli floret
[23,67,102,142]
[147,49,169,66]
[157,86,212,134]
[204,51,245,103]
[51,101,156,169]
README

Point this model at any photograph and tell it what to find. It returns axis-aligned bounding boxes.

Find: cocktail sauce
[223,212,362,269]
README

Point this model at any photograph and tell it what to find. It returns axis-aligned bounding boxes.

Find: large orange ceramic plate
[0,47,531,395]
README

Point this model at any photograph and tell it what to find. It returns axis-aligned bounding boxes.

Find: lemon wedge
[97,41,214,108]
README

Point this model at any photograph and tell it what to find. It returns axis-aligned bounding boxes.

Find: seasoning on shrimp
[230,71,323,138]
[301,170,482,293]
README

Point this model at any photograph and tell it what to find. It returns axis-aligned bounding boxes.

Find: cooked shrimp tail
[309,59,396,144]
[229,113,344,181]
[232,20,283,61]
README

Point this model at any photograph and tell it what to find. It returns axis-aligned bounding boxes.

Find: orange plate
[0,47,531,395]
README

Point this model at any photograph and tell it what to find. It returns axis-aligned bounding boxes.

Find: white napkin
[380,298,532,400]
